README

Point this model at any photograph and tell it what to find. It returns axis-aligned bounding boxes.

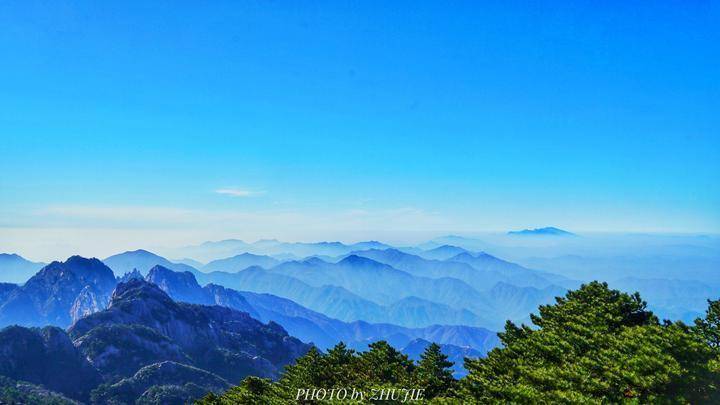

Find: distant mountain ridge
[0,253,45,284]
[0,256,501,354]
[149,265,499,352]
[203,252,280,272]
[103,249,203,277]
[508,227,576,236]
[172,239,393,262]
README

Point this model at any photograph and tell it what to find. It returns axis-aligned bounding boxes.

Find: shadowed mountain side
[69,279,310,384]
[0,256,116,327]
[0,325,103,402]
[90,361,230,405]
[0,283,18,303]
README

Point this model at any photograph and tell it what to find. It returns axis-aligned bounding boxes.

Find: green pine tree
[460,282,720,403]
[324,341,358,387]
[695,299,720,351]
[412,343,455,399]
[275,347,326,402]
[358,341,414,387]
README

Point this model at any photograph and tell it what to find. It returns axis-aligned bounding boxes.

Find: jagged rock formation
[0,256,116,327]
[69,279,310,385]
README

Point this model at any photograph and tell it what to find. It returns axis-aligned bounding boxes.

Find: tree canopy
[199,282,720,404]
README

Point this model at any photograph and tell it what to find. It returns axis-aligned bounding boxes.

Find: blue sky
[1,1,719,259]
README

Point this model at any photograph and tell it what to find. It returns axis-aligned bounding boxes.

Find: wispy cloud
[215,188,265,197]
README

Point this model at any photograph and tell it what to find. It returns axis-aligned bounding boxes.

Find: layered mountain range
[0,234,718,403]
[0,259,310,404]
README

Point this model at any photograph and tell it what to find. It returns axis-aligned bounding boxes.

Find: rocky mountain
[146,265,212,305]
[103,249,203,277]
[0,325,102,402]
[0,277,310,404]
[0,253,45,284]
[69,279,311,385]
[0,256,116,327]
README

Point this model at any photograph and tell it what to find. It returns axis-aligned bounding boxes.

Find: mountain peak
[145,265,208,304]
[508,227,576,236]
[110,278,173,308]
[338,255,385,268]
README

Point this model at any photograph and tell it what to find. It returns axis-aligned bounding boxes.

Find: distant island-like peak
[508,227,576,236]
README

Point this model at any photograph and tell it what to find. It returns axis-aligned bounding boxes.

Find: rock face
[72,323,190,381]
[0,325,102,402]
[69,279,311,385]
[0,273,312,404]
[0,256,116,327]
[146,265,213,305]
[70,285,110,324]
[91,361,230,405]
[118,268,144,283]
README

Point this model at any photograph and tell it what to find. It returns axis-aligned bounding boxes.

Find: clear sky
[1,1,719,260]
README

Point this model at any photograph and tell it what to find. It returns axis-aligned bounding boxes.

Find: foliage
[199,282,720,404]
[460,282,720,403]
[412,343,455,399]
[198,341,454,404]
[0,376,77,405]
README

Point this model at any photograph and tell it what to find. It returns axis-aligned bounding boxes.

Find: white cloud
[215,188,265,197]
